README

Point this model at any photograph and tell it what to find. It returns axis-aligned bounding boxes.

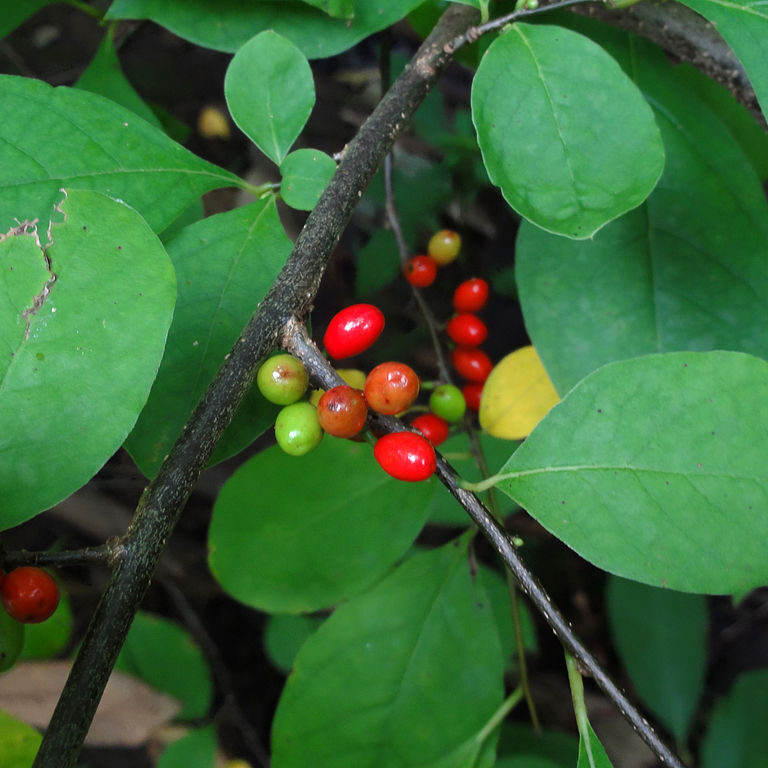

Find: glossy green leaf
[157,725,216,768]
[19,586,73,660]
[114,612,212,720]
[225,32,314,165]
[271,540,504,768]
[493,351,768,594]
[75,30,162,128]
[675,0,768,122]
[577,723,614,768]
[471,24,663,239]
[498,723,578,767]
[516,39,768,394]
[0,710,42,767]
[280,148,336,210]
[301,0,354,18]
[208,439,433,613]
[106,0,426,58]
[263,614,324,673]
[0,0,54,38]
[701,669,768,768]
[0,75,238,233]
[125,197,290,477]
[0,190,175,529]
[606,576,707,742]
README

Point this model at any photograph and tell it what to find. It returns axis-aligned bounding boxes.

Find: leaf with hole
[0,190,175,530]
[492,351,768,594]
[472,24,663,239]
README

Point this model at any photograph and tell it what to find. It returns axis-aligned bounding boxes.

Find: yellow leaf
[479,345,560,439]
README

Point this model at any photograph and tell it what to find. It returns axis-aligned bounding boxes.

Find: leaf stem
[565,650,592,745]
[476,685,524,745]
[460,471,514,492]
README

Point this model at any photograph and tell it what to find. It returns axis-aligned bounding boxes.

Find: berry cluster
[256,230,494,485]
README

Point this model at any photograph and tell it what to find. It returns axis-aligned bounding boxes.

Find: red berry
[317,385,368,438]
[453,278,489,313]
[1,567,59,624]
[374,432,436,481]
[462,382,483,412]
[411,413,450,446]
[445,313,488,347]
[323,304,385,360]
[403,255,438,287]
[452,347,493,383]
[364,362,420,415]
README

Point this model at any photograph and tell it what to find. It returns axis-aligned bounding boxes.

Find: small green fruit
[429,384,466,423]
[275,402,323,456]
[257,354,309,405]
[0,608,25,673]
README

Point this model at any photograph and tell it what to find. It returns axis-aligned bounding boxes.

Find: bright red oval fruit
[445,313,488,347]
[374,432,436,482]
[403,255,438,288]
[452,346,493,383]
[323,304,385,360]
[462,382,483,412]
[1,566,59,624]
[453,278,489,313]
[411,413,450,446]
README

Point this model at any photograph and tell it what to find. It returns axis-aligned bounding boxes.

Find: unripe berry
[317,385,368,438]
[445,314,488,347]
[453,278,489,313]
[374,432,436,482]
[1,567,59,624]
[452,347,493,383]
[411,413,450,446]
[274,402,323,456]
[364,362,420,415]
[403,255,438,287]
[429,384,466,423]
[427,230,461,266]
[256,354,309,405]
[323,304,385,360]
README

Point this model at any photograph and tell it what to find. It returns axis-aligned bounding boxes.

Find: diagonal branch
[31,6,480,767]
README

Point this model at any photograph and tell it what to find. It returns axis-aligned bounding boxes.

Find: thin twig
[284,321,686,768]
[1,542,122,570]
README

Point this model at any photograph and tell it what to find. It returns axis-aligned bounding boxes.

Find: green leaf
[0,190,175,529]
[498,723,578,767]
[225,32,314,165]
[492,351,768,594]
[106,0,426,58]
[516,36,768,394]
[606,576,707,742]
[157,726,217,768]
[19,586,73,660]
[270,539,504,768]
[471,24,663,239]
[208,439,433,614]
[354,229,401,297]
[675,0,768,123]
[701,669,768,768]
[0,0,54,39]
[0,75,238,233]
[301,0,355,18]
[74,30,163,129]
[577,723,614,768]
[0,710,42,767]
[280,148,336,210]
[263,613,325,673]
[114,612,212,720]
[125,198,290,478]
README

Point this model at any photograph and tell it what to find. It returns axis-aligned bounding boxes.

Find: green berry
[429,384,466,423]
[0,607,24,672]
[275,402,323,456]
[257,354,309,405]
